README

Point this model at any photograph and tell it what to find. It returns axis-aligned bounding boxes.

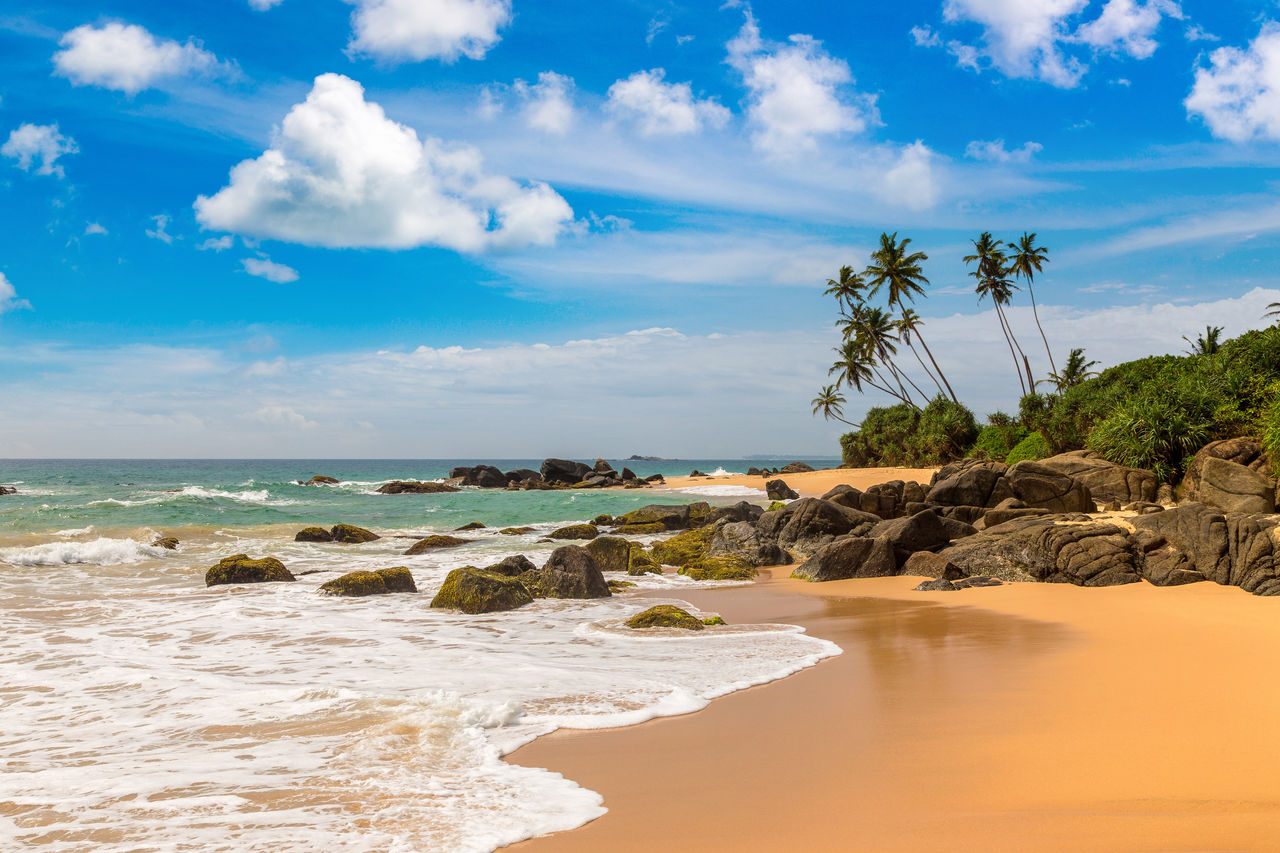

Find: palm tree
[828,339,901,404]
[865,232,929,307]
[1265,302,1280,324]
[811,385,857,426]
[1048,347,1098,392]
[824,265,865,311]
[1182,325,1223,356]
[1007,232,1055,376]
[897,309,950,401]
[965,232,1028,396]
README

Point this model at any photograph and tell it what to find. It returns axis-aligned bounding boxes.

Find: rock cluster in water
[447,458,663,490]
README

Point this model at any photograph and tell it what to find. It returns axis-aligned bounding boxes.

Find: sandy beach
[512,570,1280,851]
[664,466,939,497]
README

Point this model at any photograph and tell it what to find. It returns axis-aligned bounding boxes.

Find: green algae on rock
[404,535,471,555]
[702,615,727,626]
[499,526,536,535]
[679,556,758,581]
[430,567,534,613]
[294,526,333,542]
[649,526,714,569]
[454,521,486,531]
[549,523,599,540]
[319,566,418,596]
[329,523,380,543]
[375,566,417,593]
[624,604,704,631]
[205,554,295,587]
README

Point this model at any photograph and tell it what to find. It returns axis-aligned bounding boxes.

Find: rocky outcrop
[449,465,508,488]
[319,567,418,596]
[505,469,543,486]
[765,479,799,501]
[541,458,593,485]
[205,554,295,587]
[330,524,380,544]
[549,523,599,540]
[938,518,1141,586]
[708,501,763,525]
[584,537,660,574]
[625,604,705,630]
[1004,461,1094,512]
[404,535,471,554]
[613,503,708,533]
[755,498,880,558]
[926,460,1091,514]
[707,519,790,567]
[1035,450,1158,505]
[377,481,460,494]
[1132,503,1280,594]
[678,557,757,580]
[791,537,896,582]
[1183,437,1272,497]
[780,461,816,474]
[869,509,950,561]
[537,546,611,598]
[1194,457,1275,514]
[299,475,339,485]
[430,567,533,613]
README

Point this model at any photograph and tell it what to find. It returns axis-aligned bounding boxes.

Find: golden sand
[663,466,939,497]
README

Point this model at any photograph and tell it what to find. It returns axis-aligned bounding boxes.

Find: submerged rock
[376,480,460,494]
[430,567,534,613]
[329,523,380,544]
[319,566,419,596]
[454,521,486,531]
[404,535,472,555]
[498,526,536,535]
[299,475,340,486]
[0,486,16,495]
[294,526,333,543]
[152,536,179,550]
[205,554,295,587]
[549,523,599,540]
[625,604,703,630]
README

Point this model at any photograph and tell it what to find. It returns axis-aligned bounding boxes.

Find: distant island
[626,455,678,461]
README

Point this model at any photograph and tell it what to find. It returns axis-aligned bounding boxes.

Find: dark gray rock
[766,479,799,501]
[707,519,790,567]
[938,517,1142,586]
[927,460,1012,508]
[1195,457,1274,514]
[1004,461,1093,512]
[538,546,611,598]
[541,458,593,485]
[377,480,460,494]
[870,508,950,558]
[487,554,538,577]
[756,498,881,558]
[780,461,816,474]
[1035,450,1158,505]
[792,536,896,582]
[1183,437,1272,497]
[902,550,964,580]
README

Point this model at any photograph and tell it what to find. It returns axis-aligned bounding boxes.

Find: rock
[593,514,614,525]
[644,474,665,483]
[620,467,637,481]
[455,521,486,531]
[1122,501,1164,514]
[914,577,957,591]
[541,458,593,485]
[499,526,535,535]
[766,479,799,501]
[294,526,333,543]
[869,509,951,558]
[678,557,757,581]
[0,486,17,495]
[319,567,418,596]
[927,460,1011,508]
[152,536,179,550]
[593,458,617,476]
[755,498,881,557]
[430,567,533,613]
[300,475,339,485]
[1127,504,1280,592]
[747,467,764,476]
[938,516,979,541]
[780,462,816,474]
[1195,457,1275,514]
[708,501,761,525]
[689,469,707,477]
[821,484,862,509]
[791,537,896,582]
[982,505,1052,527]
[1183,437,1272,497]
[377,481,460,494]
[585,536,660,574]
[1035,450,1158,505]
[549,523,599,540]
[461,465,508,488]
[614,504,692,533]
[650,527,714,568]
[608,580,636,593]
[487,554,538,577]
[1003,461,1093,512]
[858,481,929,519]
[329,524,380,544]
[538,546,611,598]
[1157,483,1176,506]
[956,576,1002,588]
[505,469,543,485]
[938,518,1141,586]
[205,554,295,587]
[404,535,471,555]
[625,604,703,630]
[708,520,790,567]
[902,551,964,580]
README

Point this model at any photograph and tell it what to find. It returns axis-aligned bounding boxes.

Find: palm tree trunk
[995,304,1027,397]
[1026,282,1057,376]
[916,332,959,404]
[878,351,918,408]
[908,341,947,400]
[1001,303,1034,389]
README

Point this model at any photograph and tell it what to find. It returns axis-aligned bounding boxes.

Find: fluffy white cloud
[250,405,315,429]
[249,0,284,9]
[242,257,299,282]
[0,273,30,315]
[937,0,1180,87]
[346,0,511,62]
[965,138,1043,162]
[194,74,574,252]
[198,235,233,251]
[1185,23,1280,142]
[145,214,174,244]
[53,22,219,94]
[877,141,940,210]
[1,123,78,177]
[84,222,108,236]
[726,11,876,156]
[605,69,730,136]
[513,72,575,134]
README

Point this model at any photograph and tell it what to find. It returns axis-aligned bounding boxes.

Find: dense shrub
[1005,431,1052,464]
[841,397,978,467]
[970,424,1029,461]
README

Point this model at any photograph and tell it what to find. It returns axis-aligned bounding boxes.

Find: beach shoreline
[510,569,1280,852]
[661,465,939,497]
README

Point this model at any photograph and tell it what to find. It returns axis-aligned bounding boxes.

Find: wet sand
[510,572,1280,852]
[664,466,938,497]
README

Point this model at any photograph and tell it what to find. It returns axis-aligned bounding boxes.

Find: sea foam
[0,537,168,566]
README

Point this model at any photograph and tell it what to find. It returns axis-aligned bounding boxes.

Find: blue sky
[2,0,1280,457]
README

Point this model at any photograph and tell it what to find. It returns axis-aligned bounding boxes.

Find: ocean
[0,459,841,852]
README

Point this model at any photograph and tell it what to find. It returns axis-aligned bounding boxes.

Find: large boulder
[319,567,418,596]
[779,461,816,474]
[1035,450,1158,505]
[549,523,599,540]
[766,479,799,501]
[377,480,460,494]
[538,546,611,598]
[791,537,896,582]
[1132,503,1280,594]
[584,537,660,575]
[487,554,538,577]
[870,508,951,559]
[454,465,508,488]
[927,460,1012,508]
[430,567,533,613]
[329,524,380,544]
[613,504,694,533]
[708,519,790,567]
[708,501,762,525]
[1003,461,1093,512]
[756,498,881,557]
[504,468,542,484]
[205,554,295,587]
[1183,437,1272,497]
[294,526,333,542]
[860,480,929,519]
[901,551,964,580]
[937,518,1141,587]
[541,458,593,485]
[1195,457,1275,515]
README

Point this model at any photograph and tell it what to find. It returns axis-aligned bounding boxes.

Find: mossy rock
[404,535,471,555]
[294,526,333,543]
[319,566,418,596]
[766,501,787,512]
[593,514,614,525]
[687,502,714,527]
[627,544,662,575]
[625,604,703,630]
[376,480,460,494]
[678,557,757,581]
[702,616,727,626]
[499,526,536,535]
[205,554,295,587]
[152,536,179,550]
[430,567,533,614]
[455,521,486,531]
[487,554,537,577]
[330,523,380,544]
[376,566,417,592]
[649,526,714,569]
[549,523,599,540]
[614,522,666,535]
[607,580,637,593]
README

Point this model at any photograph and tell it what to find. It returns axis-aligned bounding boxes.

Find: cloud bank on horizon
[1,0,1279,455]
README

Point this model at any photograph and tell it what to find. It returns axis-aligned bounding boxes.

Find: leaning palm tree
[865,232,929,308]
[1182,325,1223,356]
[824,265,865,311]
[1007,232,1055,375]
[1265,302,1280,324]
[859,306,926,404]
[828,338,905,405]
[897,309,950,401]
[1048,347,1099,392]
[811,385,857,426]
[965,232,1028,396]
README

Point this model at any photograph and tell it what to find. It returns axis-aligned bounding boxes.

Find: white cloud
[1074,0,1182,59]
[964,138,1044,162]
[241,257,299,283]
[2,123,78,177]
[911,25,942,47]
[346,0,511,63]
[145,214,174,244]
[0,273,31,314]
[877,141,941,210]
[513,72,575,135]
[1184,24,1217,43]
[194,73,574,252]
[250,405,315,429]
[84,222,108,236]
[53,22,219,94]
[726,11,877,156]
[605,69,730,135]
[198,235,233,251]
[1185,23,1280,142]
[249,0,284,9]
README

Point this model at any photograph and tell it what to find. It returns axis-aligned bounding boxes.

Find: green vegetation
[1005,431,1051,464]
[971,422,1029,462]
[840,396,979,467]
